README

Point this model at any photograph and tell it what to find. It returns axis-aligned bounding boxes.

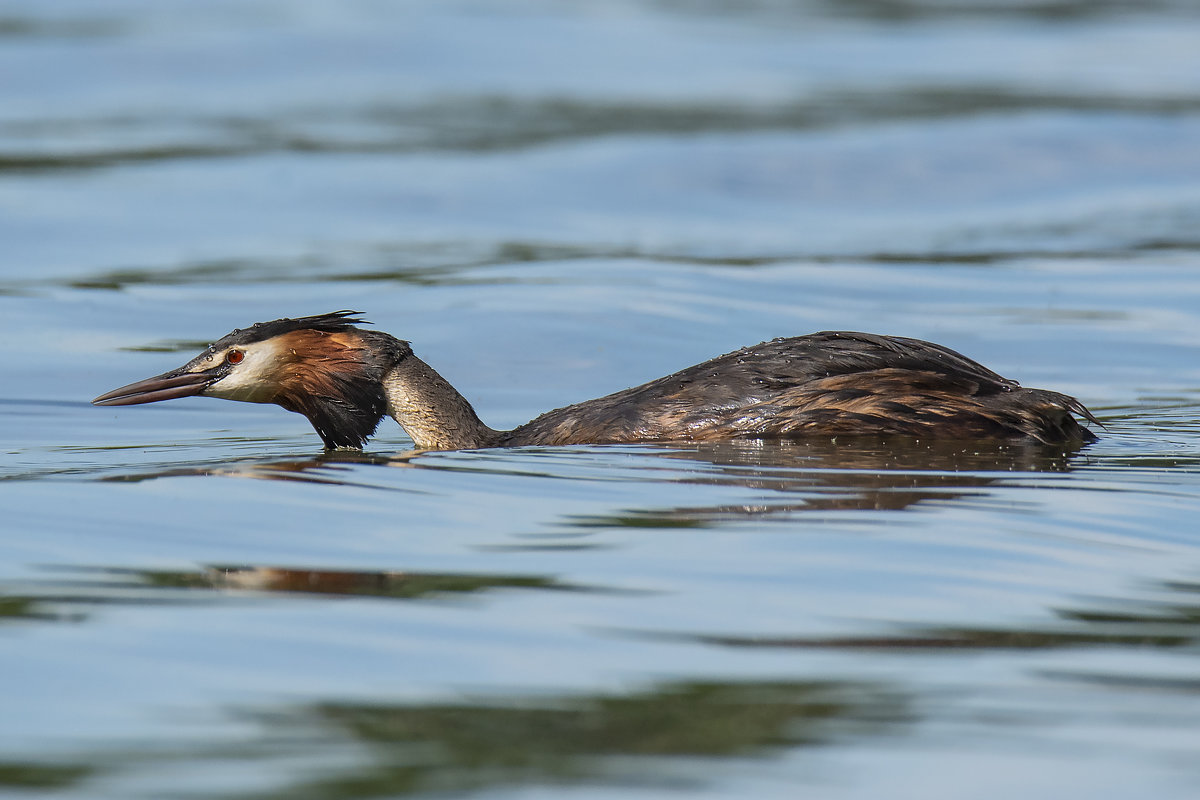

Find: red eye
[226,349,245,365]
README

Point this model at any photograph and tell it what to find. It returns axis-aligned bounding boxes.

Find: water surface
[3,1,1200,798]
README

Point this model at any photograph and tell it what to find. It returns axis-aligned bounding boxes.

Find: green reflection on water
[0,762,94,790]
[651,576,1200,652]
[0,679,906,798]
[6,87,1200,177]
[244,679,906,799]
[0,595,66,622]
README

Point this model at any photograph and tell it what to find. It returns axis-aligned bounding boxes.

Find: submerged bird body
[93,311,1098,450]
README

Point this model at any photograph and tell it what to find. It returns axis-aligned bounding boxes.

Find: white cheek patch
[202,343,281,404]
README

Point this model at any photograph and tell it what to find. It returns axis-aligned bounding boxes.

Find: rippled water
[3,1,1200,798]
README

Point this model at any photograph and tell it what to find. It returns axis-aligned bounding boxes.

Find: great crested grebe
[93,311,1098,450]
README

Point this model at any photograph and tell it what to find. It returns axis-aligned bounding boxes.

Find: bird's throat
[381,355,502,450]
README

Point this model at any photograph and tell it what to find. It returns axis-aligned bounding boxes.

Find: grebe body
[93,312,1098,450]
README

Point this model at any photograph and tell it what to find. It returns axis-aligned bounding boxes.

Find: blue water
[3,2,1200,798]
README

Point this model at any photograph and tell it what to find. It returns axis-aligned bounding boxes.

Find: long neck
[382,354,503,450]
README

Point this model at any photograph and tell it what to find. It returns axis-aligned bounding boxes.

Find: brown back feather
[504,332,1096,446]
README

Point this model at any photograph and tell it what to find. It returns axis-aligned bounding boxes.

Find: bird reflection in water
[100,435,1087,523]
[196,566,577,600]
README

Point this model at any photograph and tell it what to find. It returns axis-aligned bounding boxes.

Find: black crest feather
[210,310,370,352]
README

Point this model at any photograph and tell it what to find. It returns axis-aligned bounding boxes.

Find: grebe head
[92,311,410,449]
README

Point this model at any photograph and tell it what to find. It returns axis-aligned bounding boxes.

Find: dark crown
[210,310,370,350]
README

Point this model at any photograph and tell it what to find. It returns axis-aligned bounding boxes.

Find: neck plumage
[382,354,503,450]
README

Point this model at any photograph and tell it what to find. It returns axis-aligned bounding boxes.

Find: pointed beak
[92,367,220,406]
